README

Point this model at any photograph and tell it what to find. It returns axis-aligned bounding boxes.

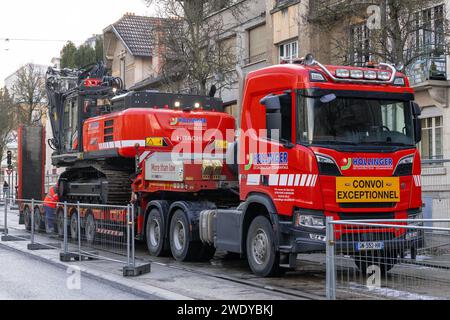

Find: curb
[0,241,192,300]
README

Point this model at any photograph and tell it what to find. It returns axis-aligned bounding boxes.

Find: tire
[84,213,97,245]
[23,206,31,231]
[169,210,201,262]
[34,207,43,233]
[55,208,65,237]
[146,209,168,257]
[354,251,397,275]
[246,216,283,277]
[70,211,79,240]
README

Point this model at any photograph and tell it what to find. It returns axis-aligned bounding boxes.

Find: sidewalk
[0,208,303,300]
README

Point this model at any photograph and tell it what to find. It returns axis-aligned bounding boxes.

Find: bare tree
[0,88,16,165]
[144,0,246,95]
[305,0,448,70]
[11,64,47,126]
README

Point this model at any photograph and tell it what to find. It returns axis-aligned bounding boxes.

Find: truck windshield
[298,94,415,148]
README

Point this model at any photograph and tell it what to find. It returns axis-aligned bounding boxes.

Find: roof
[106,14,168,57]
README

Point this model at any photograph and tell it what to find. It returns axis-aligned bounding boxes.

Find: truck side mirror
[260,94,282,139]
[412,102,422,144]
[412,102,421,117]
[260,94,281,112]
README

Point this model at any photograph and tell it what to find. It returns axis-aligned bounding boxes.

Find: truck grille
[340,202,395,209]
[340,232,397,242]
[339,212,395,221]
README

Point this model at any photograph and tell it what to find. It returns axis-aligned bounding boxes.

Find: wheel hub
[150,219,161,247]
[252,229,268,265]
[173,221,185,251]
[86,217,94,239]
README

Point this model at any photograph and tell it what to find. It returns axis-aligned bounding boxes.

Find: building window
[219,36,237,66]
[279,40,298,63]
[421,116,443,161]
[407,5,446,85]
[414,5,445,54]
[120,58,126,85]
[248,24,266,64]
[350,23,372,66]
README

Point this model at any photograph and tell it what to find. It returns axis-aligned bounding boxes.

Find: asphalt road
[0,247,153,300]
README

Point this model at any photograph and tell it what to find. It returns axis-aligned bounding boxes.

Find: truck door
[244,90,308,216]
[266,91,319,214]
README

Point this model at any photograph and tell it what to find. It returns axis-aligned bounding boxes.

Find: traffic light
[7,150,12,169]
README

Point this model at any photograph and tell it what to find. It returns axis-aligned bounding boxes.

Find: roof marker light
[364,70,377,80]
[394,77,406,86]
[310,71,326,82]
[350,70,364,79]
[378,71,391,81]
[336,69,350,78]
[174,101,181,108]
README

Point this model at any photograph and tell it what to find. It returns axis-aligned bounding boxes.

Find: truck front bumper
[279,224,424,255]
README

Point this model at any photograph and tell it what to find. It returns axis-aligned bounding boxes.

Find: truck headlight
[408,209,423,226]
[295,211,326,229]
[394,155,414,176]
[315,153,341,176]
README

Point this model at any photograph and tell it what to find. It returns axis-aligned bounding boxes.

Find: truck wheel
[246,216,282,277]
[55,208,65,237]
[169,210,200,262]
[85,213,96,245]
[70,212,79,240]
[24,206,31,231]
[146,209,167,257]
[34,207,42,233]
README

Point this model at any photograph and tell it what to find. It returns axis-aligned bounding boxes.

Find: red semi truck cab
[234,57,422,263]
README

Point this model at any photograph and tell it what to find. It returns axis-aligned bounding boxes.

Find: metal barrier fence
[326,218,450,300]
[1,172,18,202]
[1,197,150,277]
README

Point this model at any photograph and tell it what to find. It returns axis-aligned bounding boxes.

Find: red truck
[21,56,422,277]
[132,56,423,276]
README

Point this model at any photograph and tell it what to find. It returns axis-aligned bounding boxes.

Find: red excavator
[45,63,236,206]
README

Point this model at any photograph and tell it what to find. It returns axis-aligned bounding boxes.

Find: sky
[0,0,154,86]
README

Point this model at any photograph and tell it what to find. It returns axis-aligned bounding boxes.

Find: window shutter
[249,24,266,63]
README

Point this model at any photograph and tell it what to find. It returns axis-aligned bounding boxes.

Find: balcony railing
[405,46,447,86]
[309,0,378,17]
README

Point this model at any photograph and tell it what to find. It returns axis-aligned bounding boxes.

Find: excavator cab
[62,95,80,153]
[46,62,121,164]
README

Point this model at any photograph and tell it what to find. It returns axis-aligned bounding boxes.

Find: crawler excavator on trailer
[45,63,233,206]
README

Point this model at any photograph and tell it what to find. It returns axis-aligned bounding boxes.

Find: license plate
[356,242,385,251]
[336,177,400,203]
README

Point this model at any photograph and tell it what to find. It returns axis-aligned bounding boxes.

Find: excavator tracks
[99,167,132,205]
[59,163,133,206]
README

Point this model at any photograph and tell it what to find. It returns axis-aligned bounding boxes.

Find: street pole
[8,173,11,202]
[326,217,336,300]
[3,196,8,236]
